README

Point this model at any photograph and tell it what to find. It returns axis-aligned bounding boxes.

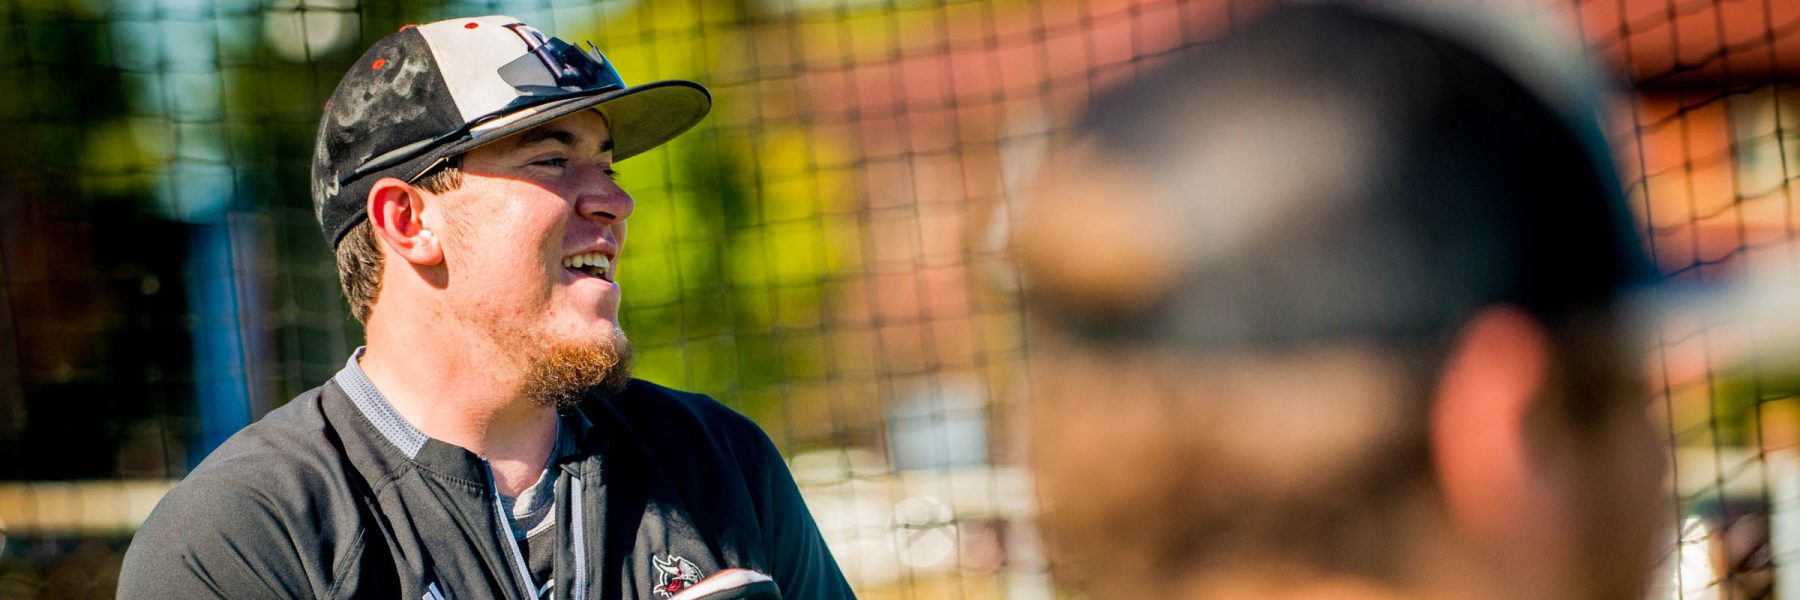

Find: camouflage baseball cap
[310,15,710,248]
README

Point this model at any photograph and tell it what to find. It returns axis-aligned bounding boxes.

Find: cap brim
[1627,271,1800,336]
[414,80,711,176]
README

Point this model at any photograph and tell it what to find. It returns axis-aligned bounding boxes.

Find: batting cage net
[0,0,1797,598]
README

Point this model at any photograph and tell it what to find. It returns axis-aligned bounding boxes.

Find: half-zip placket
[486,459,543,599]
[569,473,588,600]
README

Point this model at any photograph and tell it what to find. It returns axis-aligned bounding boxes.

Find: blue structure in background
[112,1,268,465]
[185,222,256,462]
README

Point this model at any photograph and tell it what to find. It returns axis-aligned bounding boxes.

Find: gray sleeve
[117,476,316,599]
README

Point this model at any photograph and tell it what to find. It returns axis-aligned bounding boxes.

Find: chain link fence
[0,0,1797,597]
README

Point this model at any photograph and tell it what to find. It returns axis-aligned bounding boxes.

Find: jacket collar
[330,347,601,480]
[334,348,429,459]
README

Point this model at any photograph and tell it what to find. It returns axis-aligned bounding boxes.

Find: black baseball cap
[310,15,711,248]
[1022,3,1660,348]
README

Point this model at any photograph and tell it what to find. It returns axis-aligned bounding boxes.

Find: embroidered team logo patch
[652,554,703,598]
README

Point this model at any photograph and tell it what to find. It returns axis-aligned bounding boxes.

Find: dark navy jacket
[117,379,854,599]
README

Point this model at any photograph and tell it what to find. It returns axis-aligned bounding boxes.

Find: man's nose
[575,167,634,224]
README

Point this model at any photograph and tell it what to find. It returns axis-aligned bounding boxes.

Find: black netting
[0,0,1794,598]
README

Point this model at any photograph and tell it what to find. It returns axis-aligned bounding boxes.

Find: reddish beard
[522,327,633,409]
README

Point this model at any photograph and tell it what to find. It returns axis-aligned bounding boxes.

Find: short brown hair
[334,160,463,324]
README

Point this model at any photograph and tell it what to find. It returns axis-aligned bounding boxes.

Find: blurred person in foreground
[119,16,849,599]
[1013,4,1665,599]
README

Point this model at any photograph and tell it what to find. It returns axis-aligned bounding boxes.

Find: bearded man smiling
[120,16,852,600]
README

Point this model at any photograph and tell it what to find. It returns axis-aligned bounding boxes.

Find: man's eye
[604,167,620,181]
[535,158,568,168]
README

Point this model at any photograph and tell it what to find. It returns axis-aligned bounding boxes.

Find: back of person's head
[1013,3,1664,598]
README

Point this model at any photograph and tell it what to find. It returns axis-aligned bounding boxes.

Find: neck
[360,312,557,497]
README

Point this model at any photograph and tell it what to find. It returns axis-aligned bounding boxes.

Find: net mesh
[0,0,1794,598]
[1592,0,1800,596]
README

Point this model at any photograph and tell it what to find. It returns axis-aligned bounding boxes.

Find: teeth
[560,252,610,275]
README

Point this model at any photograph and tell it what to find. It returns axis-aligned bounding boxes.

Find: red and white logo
[651,554,703,598]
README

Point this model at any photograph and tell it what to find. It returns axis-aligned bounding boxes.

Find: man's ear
[367,177,444,266]
[1431,306,1558,554]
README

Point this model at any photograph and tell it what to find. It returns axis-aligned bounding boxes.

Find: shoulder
[121,387,364,597]
[603,378,745,417]
[583,379,783,470]
[180,388,352,508]
[594,379,770,443]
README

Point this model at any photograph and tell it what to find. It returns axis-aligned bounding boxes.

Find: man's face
[430,110,632,389]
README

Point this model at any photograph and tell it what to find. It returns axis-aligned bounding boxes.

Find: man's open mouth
[562,251,612,281]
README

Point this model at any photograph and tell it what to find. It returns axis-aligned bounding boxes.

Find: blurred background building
[0,0,1797,598]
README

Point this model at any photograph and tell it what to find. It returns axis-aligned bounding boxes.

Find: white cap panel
[415,15,538,123]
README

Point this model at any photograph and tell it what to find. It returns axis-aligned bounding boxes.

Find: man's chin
[522,330,634,410]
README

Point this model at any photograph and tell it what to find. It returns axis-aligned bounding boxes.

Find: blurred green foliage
[583,1,853,427]
[1677,350,1800,448]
